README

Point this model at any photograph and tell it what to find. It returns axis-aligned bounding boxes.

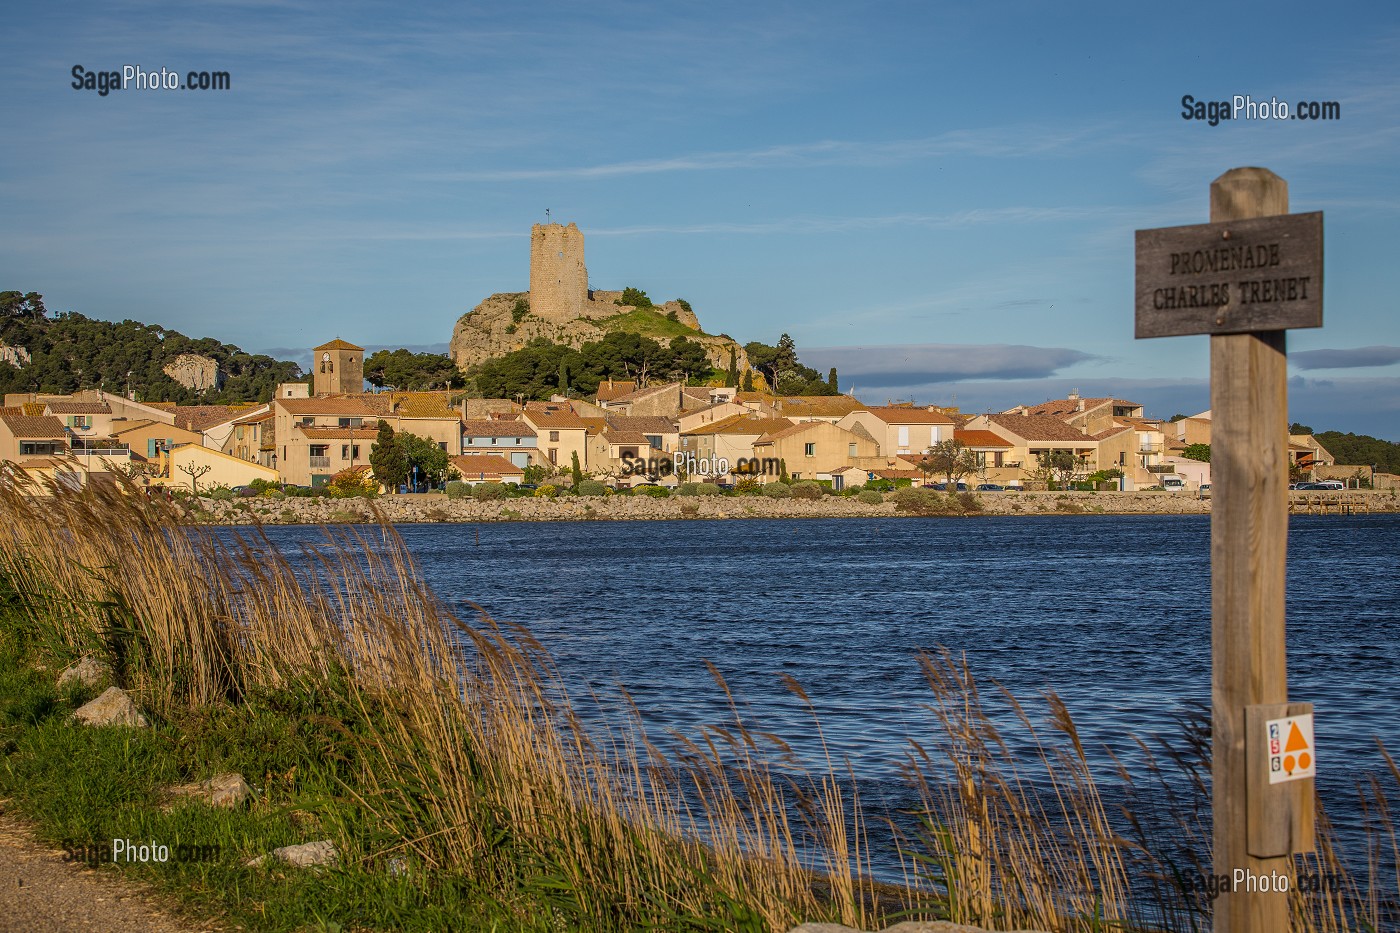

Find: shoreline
[185,489,1399,525]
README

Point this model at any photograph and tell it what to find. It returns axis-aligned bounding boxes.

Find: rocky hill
[449,222,749,378]
[449,290,749,375]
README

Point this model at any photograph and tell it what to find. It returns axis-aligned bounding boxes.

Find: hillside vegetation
[0,290,301,403]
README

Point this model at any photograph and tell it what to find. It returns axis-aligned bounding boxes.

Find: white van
[1162,476,1187,491]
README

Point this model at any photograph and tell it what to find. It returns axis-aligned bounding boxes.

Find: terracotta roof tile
[313,338,364,351]
[450,454,525,479]
[523,409,587,429]
[983,414,1097,443]
[684,415,794,437]
[0,414,68,439]
[866,405,955,425]
[461,419,535,437]
[276,397,383,417]
[44,401,112,415]
[954,429,1013,448]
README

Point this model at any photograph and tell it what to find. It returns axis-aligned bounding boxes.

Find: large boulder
[248,839,339,868]
[72,687,148,728]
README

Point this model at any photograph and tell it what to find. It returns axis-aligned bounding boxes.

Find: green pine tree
[369,421,408,490]
[571,450,584,486]
[725,348,739,388]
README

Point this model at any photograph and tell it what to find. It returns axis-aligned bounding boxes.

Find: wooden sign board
[1135,211,1322,338]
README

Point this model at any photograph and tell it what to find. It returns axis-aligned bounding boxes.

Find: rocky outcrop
[72,687,148,728]
[162,353,224,392]
[449,292,748,375]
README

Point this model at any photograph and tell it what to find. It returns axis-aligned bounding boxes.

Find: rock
[167,772,253,809]
[250,839,338,868]
[57,657,113,691]
[72,687,148,728]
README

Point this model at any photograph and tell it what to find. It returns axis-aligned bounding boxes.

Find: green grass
[0,639,532,932]
[598,308,704,339]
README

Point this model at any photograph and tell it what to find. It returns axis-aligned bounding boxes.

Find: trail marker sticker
[1266,713,1315,784]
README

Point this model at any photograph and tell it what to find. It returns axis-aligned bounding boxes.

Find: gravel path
[0,810,218,933]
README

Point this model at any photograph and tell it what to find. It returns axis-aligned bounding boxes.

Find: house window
[309,445,329,457]
[805,442,816,457]
[647,435,662,449]
[848,443,857,457]
[438,442,447,451]
[549,430,560,442]
[548,448,557,464]
[897,426,909,448]
[69,416,91,430]
[489,437,497,445]
[341,444,361,459]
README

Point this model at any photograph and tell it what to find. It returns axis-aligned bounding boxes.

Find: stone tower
[312,338,364,395]
[529,223,588,322]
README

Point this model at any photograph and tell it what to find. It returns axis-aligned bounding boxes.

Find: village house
[460,418,538,468]
[965,413,1101,485]
[837,405,956,458]
[165,443,279,493]
[449,453,526,485]
[1008,392,1146,435]
[520,405,590,471]
[751,420,878,482]
[739,393,867,424]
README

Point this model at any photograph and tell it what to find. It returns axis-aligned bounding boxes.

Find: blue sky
[3,1,1398,437]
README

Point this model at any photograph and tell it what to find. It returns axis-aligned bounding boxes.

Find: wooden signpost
[1136,167,1321,933]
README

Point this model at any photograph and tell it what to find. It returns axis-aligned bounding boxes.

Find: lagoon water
[262,513,1399,884]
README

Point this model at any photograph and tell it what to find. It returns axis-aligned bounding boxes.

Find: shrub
[958,491,983,512]
[533,484,558,498]
[576,480,608,497]
[858,490,884,505]
[695,483,722,496]
[1055,499,1085,513]
[473,483,508,501]
[893,488,949,515]
[248,478,280,495]
[734,478,762,495]
[677,482,701,497]
[209,486,234,501]
[326,468,378,498]
[790,481,823,500]
[445,481,470,499]
[761,482,792,499]
[637,485,669,498]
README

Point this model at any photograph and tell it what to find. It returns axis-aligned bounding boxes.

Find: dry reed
[0,472,1394,932]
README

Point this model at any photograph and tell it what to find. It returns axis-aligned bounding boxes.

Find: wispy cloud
[801,343,1100,386]
[429,125,1115,182]
[1291,346,1400,370]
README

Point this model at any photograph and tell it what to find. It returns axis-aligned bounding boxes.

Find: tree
[1182,443,1211,462]
[741,370,755,392]
[571,450,584,486]
[178,461,212,495]
[828,367,838,392]
[1035,449,1080,489]
[725,348,738,388]
[1289,422,1314,435]
[616,287,653,310]
[397,431,450,487]
[363,349,465,390]
[370,422,408,489]
[923,440,979,485]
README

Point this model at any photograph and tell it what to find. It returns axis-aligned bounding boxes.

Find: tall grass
[0,473,1395,931]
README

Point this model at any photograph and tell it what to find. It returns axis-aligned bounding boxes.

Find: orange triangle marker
[1285,722,1309,752]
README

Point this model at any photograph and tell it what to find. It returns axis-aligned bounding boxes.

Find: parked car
[232,485,259,497]
[1311,480,1345,490]
[1162,477,1186,490]
[926,482,969,492]
[976,483,1004,491]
